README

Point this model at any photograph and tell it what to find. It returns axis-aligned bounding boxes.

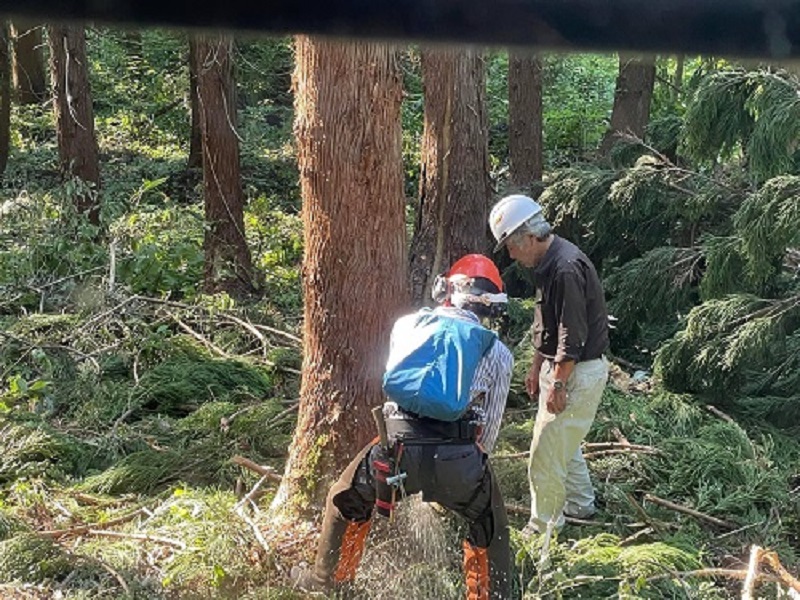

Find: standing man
[489,194,609,537]
[293,254,514,600]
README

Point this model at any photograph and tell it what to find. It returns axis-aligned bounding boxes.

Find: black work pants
[311,439,510,599]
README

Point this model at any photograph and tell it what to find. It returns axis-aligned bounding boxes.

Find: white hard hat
[489,194,545,252]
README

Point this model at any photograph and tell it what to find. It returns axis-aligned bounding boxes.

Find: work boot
[519,520,540,540]
[290,564,329,596]
[563,503,597,520]
[291,565,359,598]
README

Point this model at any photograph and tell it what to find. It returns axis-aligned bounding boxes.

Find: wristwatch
[553,380,566,391]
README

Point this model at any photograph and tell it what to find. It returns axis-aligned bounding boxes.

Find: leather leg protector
[463,539,490,600]
[311,441,377,588]
[334,520,371,582]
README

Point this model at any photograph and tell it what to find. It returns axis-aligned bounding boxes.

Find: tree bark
[599,54,656,156]
[193,34,254,297]
[0,24,11,177]
[10,21,47,105]
[48,25,100,224]
[508,51,543,192]
[672,54,684,103]
[187,36,202,170]
[408,47,492,305]
[271,38,408,516]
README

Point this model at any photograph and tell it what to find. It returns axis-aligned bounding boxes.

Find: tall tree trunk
[10,21,46,104]
[271,38,407,516]
[0,24,11,177]
[193,35,254,297]
[599,54,656,156]
[408,47,491,305]
[187,36,202,170]
[48,25,100,224]
[508,51,543,192]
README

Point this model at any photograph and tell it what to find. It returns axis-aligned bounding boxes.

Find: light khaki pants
[527,357,609,532]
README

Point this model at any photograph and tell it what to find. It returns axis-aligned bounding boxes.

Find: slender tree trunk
[271,38,408,516]
[0,24,11,177]
[408,47,491,305]
[193,35,254,297]
[599,54,656,155]
[187,36,202,170]
[508,51,543,192]
[48,25,100,224]
[672,55,684,103]
[10,21,46,105]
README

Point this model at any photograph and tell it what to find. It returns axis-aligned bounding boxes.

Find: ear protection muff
[431,274,449,304]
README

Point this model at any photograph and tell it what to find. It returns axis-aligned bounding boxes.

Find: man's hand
[525,361,541,399]
[545,385,567,414]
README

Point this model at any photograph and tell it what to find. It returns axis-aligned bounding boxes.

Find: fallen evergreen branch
[85,528,186,549]
[643,494,735,529]
[39,508,146,540]
[230,455,282,483]
[494,441,659,460]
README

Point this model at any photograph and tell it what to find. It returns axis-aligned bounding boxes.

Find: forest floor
[0,299,798,599]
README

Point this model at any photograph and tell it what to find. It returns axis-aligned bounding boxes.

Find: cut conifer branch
[644,494,735,529]
[40,508,146,539]
[231,455,283,483]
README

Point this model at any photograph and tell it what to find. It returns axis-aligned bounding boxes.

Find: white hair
[508,214,552,244]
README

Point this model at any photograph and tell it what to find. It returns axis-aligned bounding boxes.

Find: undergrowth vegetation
[0,29,797,599]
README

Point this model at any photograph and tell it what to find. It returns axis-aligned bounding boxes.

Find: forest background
[0,24,798,599]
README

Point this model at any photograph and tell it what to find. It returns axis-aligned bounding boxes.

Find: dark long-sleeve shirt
[532,236,609,362]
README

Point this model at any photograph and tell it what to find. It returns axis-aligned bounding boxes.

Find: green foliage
[400,47,424,199]
[236,38,294,107]
[88,28,189,151]
[538,166,619,264]
[0,419,96,483]
[0,533,73,583]
[78,447,193,494]
[513,531,715,598]
[487,51,618,179]
[655,293,800,402]
[111,202,205,297]
[0,511,26,542]
[246,194,303,313]
[606,247,700,352]
[682,68,755,165]
[700,235,754,298]
[683,68,800,179]
[735,175,800,290]
[0,182,107,304]
[541,54,619,161]
[133,354,273,416]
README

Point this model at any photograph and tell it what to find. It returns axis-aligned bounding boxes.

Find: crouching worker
[293,254,514,600]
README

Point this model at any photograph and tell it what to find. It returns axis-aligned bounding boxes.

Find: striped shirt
[386,306,514,453]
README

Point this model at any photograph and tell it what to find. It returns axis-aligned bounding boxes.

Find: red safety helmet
[432,254,507,317]
[447,254,504,292]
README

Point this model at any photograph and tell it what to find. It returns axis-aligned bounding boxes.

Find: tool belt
[384,407,481,445]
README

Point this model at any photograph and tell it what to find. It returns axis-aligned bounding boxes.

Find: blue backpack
[382,309,497,421]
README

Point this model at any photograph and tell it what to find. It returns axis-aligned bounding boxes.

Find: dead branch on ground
[644,494,735,529]
[40,508,146,539]
[231,455,283,483]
